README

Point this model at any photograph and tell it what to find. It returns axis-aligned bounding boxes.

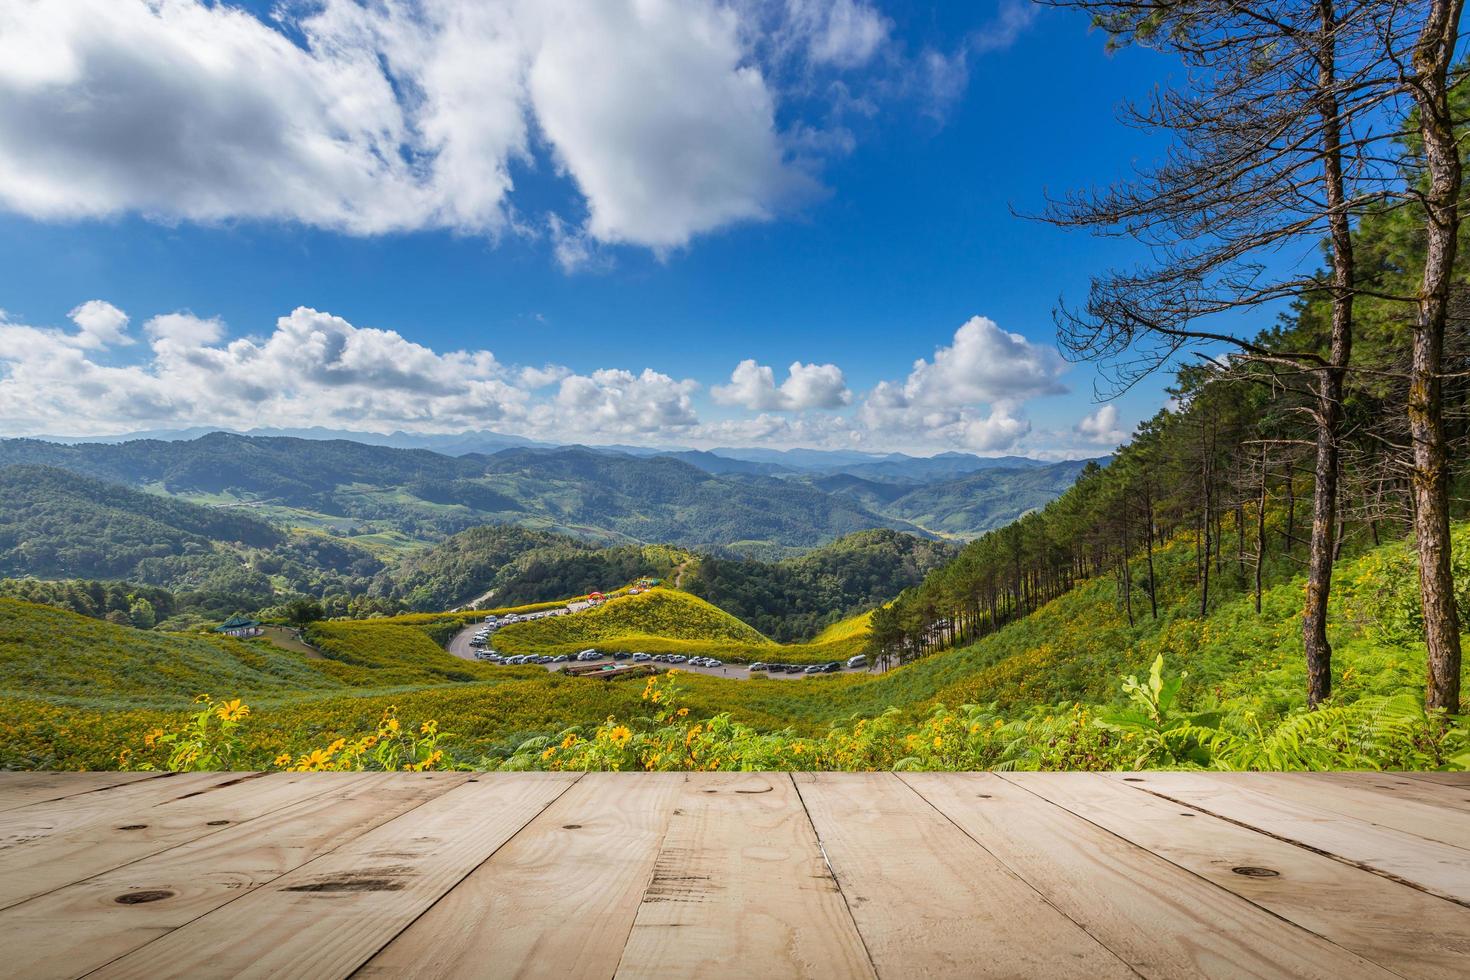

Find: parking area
[447,625,876,680]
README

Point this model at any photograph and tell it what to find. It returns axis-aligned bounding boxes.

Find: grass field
[491,588,872,664]
[2,528,1466,771]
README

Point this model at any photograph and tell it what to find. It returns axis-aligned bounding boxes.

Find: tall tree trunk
[1144,481,1159,619]
[1303,0,1354,709]
[1408,0,1464,713]
[1256,444,1268,615]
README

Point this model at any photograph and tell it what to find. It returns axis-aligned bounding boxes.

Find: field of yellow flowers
[2,529,1467,772]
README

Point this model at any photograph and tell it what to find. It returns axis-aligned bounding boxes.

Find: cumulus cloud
[712,359,851,411]
[68,300,132,348]
[0,0,973,262]
[0,304,532,436]
[552,368,699,435]
[1075,404,1126,446]
[857,315,1067,452]
[0,302,1077,455]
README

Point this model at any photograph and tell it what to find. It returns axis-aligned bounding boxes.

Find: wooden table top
[0,770,1466,979]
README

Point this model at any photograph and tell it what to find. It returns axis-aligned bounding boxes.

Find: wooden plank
[92,773,580,980]
[1007,772,1470,978]
[1314,772,1470,811]
[1402,771,1470,787]
[795,771,1135,980]
[614,772,874,980]
[360,772,682,980]
[0,772,292,908]
[1110,771,1470,902]
[1218,772,1470,849]
[0,771,468,980]
[0,772,162,813]
[900,771,1393,980]
[0,772,241,844]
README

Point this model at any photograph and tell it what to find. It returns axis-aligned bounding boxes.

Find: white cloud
[518,364,572,389]
[783,0,891,69]
[0,304,531,436]
[68,300,132,348]
[857,315,1067,452]
[0,0,967,262]
[712,359,851,411]
[1075,404,1125,446]
[552,368,699,435]
[525,1,815,252]
[0,302,1082,456]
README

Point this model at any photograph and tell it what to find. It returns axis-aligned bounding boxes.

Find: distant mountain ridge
[17,426,1091,476]
[0,434,1099,566]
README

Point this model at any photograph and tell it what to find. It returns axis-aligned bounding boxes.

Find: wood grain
[796,771,1137,980]
[361,771,682,980]
[0,772,163,813]
[0,771,467,979]
[1219,771,1470,848]
[901,771,1392,980]
[1009,771,1470,978]
[1109,770,1470,901]
[614,772,874,980]
[92,773,579,980]
[0,771,307,909]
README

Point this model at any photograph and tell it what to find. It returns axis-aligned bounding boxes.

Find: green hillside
[680,529,958,641]
[491,588,772,656]
[377,524,690,611]
[0,464,282,580]
[4,525,1464,771]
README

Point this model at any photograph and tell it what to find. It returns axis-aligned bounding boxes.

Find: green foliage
[379,524,688,611]
[681,529,957,641]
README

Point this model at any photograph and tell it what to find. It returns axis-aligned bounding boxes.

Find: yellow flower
[421,720,438,736]
[294,748,333,771]
[932,736,943,749]
[326,738,346,755]
[560,734,578,749]
[541,746,557,760]
[273,753,293,767]
[676,707,689,717]
[382,717,401,735]
[143,727,165,749]
[215,699,250,722]
[609,725,632,746]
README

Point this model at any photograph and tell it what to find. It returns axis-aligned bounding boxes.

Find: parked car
[804,664,825,674]
[632,652,652,662]
[612,651,630,660]
[846,655,867,669]
[748,662,768,671]
[822,661,842,673]
[578,649,601,661]
[705,659,723,668]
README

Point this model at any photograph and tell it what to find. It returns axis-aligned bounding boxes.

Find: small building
[638,578,663,588]
[215,615,262,638]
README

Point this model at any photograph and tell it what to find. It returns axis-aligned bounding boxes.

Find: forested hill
[0,434,1089,558]
[811,460,1096,540]
[681,528,960,641]
[371,525,688,612]
[0,465,283,580]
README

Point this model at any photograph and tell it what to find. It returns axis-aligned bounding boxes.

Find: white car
[577,649,602,661]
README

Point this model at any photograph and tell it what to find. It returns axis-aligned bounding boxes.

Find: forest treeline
[874,4,1470,713]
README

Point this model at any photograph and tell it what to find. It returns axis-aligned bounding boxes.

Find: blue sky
[0,1,1274,456]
